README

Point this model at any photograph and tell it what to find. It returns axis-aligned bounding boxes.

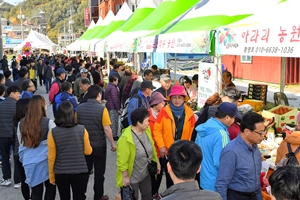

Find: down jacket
[153,104,196,152]
[104,82,120,111]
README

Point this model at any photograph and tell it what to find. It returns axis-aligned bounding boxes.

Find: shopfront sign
[84,8,90,27]
[216,23,300,57]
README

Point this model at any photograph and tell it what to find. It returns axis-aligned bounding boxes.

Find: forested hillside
[2,0,88,43]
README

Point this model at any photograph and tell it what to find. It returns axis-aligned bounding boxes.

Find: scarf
[151,108,159,119]
[170,102,184,118]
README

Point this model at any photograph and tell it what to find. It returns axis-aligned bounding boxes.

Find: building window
[240,55,252,64]
[16,32,22,36]
[132,5,135,12]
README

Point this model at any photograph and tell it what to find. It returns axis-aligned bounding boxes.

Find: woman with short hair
[116,107,160,200]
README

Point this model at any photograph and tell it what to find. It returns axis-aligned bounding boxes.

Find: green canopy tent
[104,0,199,53]
[137,0,280,53]
[66,20,98,51]
[78,20,96,41]
[85,2,132,51]
[94,0,157,53]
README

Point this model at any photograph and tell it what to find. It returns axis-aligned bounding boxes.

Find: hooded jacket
[153,104,195,151]
[276,131,300,164]
[195,117,230,191]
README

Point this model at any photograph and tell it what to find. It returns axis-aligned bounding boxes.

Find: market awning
[216,0,299,57]
[137,0,280,53]
[103,0,199,52]
[94,0,157,52]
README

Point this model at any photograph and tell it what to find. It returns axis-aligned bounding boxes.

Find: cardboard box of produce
[238,99,264,112]
[262,105,298,128]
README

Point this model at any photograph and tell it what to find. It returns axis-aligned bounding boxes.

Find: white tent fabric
[87,3,132,51]
[70,11,115,51]
[14,30,57,52]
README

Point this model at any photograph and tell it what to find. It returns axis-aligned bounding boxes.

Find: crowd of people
[0,53,299,200]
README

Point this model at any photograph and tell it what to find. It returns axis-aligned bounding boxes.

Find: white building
[127,0,162,11]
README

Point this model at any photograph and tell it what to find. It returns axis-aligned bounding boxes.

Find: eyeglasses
[252,129,267,136]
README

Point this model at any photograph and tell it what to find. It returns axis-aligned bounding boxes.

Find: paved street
[0,84,120,200]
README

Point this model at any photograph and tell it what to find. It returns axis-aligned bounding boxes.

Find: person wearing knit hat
[152,84,196,188]
[148,92,166,198]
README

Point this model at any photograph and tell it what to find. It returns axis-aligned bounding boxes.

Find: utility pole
[67,6,75,43]
[18,5,25,41]
[63,21,66,47]
[0,1,5,59]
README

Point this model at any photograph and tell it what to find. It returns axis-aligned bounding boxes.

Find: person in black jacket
[160,141,221,200]
[0,85,21,186]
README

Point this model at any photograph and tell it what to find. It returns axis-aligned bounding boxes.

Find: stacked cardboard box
[247,84,268,104]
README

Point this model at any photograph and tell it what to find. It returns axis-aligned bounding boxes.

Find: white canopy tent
[14,30,57,53]
[66,20,97,51]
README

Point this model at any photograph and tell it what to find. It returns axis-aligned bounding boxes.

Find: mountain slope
[3,0,88,44]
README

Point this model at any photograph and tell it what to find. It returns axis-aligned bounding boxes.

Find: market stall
[14,30,57,54]
[215,0,300,198]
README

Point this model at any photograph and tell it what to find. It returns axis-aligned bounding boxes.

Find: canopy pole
[150,53,153,66]
[280,57,286,93]
[106,52,110,75]
[136,53,141,73]
[174,53,177,82]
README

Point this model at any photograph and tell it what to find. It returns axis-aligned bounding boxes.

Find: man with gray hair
[192,87,241,141]
[228,104,254,140]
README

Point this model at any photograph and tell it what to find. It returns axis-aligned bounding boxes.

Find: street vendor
[222,70,235,90]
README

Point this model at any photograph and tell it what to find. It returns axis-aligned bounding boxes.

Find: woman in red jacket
[148,92,166,199]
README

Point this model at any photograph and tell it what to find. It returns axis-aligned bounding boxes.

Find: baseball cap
[141,81,156,90]
[80,68,88,73]
[56,68,67,75]
[218,102,242,119]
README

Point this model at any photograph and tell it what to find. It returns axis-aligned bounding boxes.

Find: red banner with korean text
[84,8,90,27]
[216,23,300,57]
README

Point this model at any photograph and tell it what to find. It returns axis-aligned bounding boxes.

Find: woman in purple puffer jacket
[105,75,121,141]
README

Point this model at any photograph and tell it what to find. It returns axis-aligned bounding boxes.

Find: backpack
[277,143,300,168]
[11,59,17,69]
[120,94,143,129]
[55,93,72,110]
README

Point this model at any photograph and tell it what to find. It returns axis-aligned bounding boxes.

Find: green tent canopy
[78,20,96,41]
[84,10,115,41]
[136,0,281,53]
[94,0,157,52]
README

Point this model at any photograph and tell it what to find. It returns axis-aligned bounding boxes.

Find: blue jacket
[195,117,230,191]
[19,140,49,187]
[55,92,78,111]
[21,91,33,99]
[127,90,150,125]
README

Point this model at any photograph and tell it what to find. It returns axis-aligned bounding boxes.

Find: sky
[4,0,23,5]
